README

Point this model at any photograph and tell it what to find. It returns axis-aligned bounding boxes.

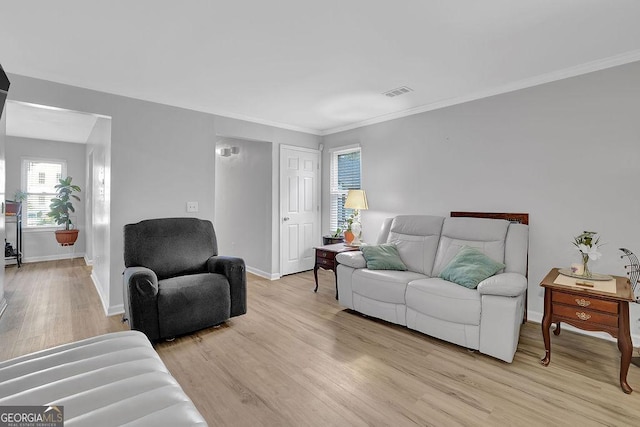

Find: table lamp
[344,189,368,245]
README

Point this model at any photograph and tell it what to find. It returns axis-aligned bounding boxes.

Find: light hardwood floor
[2,259,640,426]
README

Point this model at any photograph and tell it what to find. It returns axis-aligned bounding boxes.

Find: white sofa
[0,331,207,426]
[336,215,528,363]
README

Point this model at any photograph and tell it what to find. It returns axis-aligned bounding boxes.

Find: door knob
[283,217,290,221]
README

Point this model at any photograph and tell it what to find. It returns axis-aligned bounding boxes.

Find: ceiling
[6,101,99,144]
[1,1,640,136]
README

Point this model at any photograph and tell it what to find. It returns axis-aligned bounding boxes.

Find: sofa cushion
[158,272,230,338]
[432,217,509,277]
[386,215,444,275]
[504,223,529,275]
[406,278,481,325]
[352,269,427,304]
[439,246,506,289]
[360,243,407,270]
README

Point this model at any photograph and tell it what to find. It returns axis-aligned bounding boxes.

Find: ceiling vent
[383,86,413,97]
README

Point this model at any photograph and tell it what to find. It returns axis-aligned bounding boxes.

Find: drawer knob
[575,298,591,307]
[576,312,591,321]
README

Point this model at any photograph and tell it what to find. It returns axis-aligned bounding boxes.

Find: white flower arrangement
[572,231,602,278]
[573,231,601,260]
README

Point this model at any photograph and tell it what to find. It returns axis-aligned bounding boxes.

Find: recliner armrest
[477,272,527,297]
[123,266,161,341]
[336,251,366,269]
[124,266,158,297]
[207,256,247,317]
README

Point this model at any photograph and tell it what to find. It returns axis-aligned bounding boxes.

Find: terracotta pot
[344,230,355,245]
[55,229,79,246]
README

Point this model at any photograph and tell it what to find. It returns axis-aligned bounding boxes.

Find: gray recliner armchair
[123,217,246,341]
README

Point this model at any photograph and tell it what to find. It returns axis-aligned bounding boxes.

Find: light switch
[186,201,199,213]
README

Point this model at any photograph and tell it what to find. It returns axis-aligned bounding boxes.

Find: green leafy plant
[13,190,27,202]
[344,214,355,232]
[331,227,343,238]
[48,176,81,230]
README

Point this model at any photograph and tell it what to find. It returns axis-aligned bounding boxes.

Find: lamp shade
[344,189,368,210]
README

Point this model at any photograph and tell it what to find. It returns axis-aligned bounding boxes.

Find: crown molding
[10,49,640,138]
[211,109,322,135]
[320,49,640,136]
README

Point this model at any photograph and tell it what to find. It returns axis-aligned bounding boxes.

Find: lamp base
[350,219,362,246]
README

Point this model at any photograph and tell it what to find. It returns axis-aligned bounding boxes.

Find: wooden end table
[540,268,635,393]
[314,243,360,299]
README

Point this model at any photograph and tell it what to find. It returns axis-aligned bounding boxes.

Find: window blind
[330,147,361,232]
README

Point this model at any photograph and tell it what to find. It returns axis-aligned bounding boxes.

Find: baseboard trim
[23,253,86,263]
[0,297,7,319]
[107,304,124,316]
[90,271,110,317]
[84,255,93,266]
[246,266,280,280]
[527,309,640,347]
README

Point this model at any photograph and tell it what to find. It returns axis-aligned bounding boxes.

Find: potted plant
[48,176,81,246]
[323,228,344,245]
[13,190,27,203]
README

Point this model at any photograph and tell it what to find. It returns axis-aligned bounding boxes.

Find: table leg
[541,288,552,366]
[618,301,633,394]
[313,265,319,293]
[553,322,561,336]
[334,268,339,300]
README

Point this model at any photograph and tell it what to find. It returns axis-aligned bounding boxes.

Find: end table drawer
[554,305,618,328]
[316,257,334,267]
[552,292,618,314]
[316,250,336,260]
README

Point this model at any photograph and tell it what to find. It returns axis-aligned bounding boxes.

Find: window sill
[24,227,60,233]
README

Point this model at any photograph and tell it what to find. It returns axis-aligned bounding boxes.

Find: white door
[280,146,320,276]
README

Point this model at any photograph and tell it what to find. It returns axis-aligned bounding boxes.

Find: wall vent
[383,86,413,97]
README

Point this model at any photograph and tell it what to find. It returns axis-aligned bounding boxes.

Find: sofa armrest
[336,251,366,269]
[207,256,247,317]
[477,272,527,297]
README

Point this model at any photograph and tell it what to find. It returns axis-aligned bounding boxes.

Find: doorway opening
[214,137,273,278]
[4,100,112,310]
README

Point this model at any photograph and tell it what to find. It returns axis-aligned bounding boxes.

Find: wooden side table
[314,243,360,299]
[540,268,635,393]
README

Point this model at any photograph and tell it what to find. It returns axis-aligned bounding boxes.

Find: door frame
[279,144,321,277]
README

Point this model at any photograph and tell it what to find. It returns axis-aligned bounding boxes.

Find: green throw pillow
[439,246,505,289]
[360,243,407,271]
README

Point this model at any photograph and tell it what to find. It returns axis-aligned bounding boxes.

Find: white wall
[5,136,86,262]
[86,117,111,313]
[0,97,6,317]
[215,137,272,277]
[322,61,640,341]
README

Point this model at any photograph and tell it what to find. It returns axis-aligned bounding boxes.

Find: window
[330,146,361,232]
[22,159,67,227]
